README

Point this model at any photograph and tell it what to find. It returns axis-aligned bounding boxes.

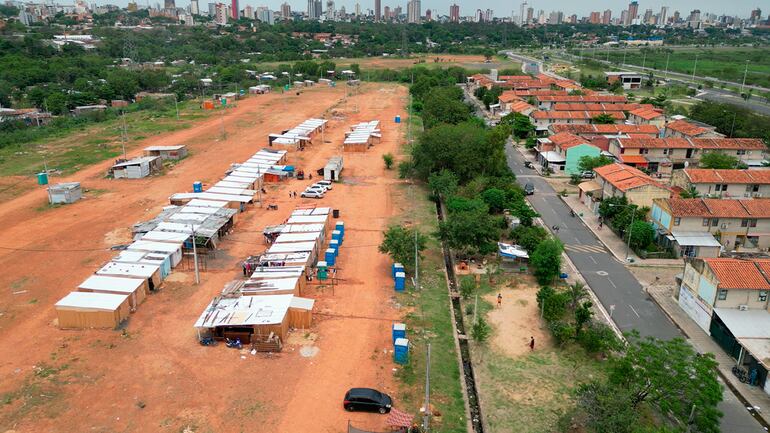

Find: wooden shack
[55,291,130,329]
[194,295,294,343]
[111,156,162,179]
[288,297,315,329]
[77,275,147,310]
[96,261,162,291]
[143,145,188,161]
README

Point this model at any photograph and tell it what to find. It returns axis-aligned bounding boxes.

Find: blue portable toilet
[193,181,203,193]
[324,248,336,266]
[332,230,343,245]
[395,271,406,291]
[329,239,339,255]
[392,263,404,279]
[395,115,401,123]
[37,172,49,185]
[392,323,406,342]
[394,338,409,364]
[335,221,344,237]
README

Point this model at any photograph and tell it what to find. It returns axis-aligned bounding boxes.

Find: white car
[306,184,328,193]
[315,180,333,190]
[300,190,324,199]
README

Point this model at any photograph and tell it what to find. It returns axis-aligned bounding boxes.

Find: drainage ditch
[435,200,484,433]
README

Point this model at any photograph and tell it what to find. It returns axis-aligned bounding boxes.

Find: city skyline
[81,0,762,18]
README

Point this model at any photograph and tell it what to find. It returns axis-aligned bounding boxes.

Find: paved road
[506,145,766,433]
[695,89,770,117]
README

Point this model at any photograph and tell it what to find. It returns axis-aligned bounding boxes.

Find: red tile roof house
[663,118,725,139]
[628,106,666,128]
[651,197,770,252]
[671,169,770,199]
[532,94,628,110]
[535,132,601,174]
[529,110,625,133]
[678,258,770,381]
[586,163,672,210]
[608,137,768,177]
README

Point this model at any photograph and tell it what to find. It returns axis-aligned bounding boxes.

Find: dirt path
[0,83,410,432]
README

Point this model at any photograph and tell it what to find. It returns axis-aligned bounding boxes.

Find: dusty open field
[258,54,521,73]
[0,83,411,432]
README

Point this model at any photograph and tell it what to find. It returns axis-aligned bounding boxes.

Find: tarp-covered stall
[55,291,130,329]
[194,294,295,343]
[96,261,162,291]
[77,275,147,309]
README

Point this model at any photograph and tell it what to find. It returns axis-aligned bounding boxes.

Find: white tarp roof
[127,240,182,253]
[243,278,299,291]
[78,275,145,294]
[249,266,306,280]
[670,231,722,248]
[141,231,190,242]
[539,151,567,163]
[286,215,328,225]
[207,186,255,196]
[281,224,325,233]
[113,250,149,263]
[178,206,222,215]
[56,291,128,311]
[144,145,185,151]
[291,207,331,216]
[268,242,317,254]
[186,199,228,208]
[194,294,294,328]
[223,174,260,184]
[170,192,252,203]
[260,252,312,264]
[290,296,315,310]
[97,261,159,278]
[168,213,208,223]
[275,232,322,243]
[216,180,252,189]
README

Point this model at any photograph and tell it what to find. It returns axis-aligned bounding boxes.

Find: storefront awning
[538,150,566,163]
[670,231,721,248]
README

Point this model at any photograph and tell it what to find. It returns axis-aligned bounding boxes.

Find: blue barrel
[393,263,404,279]
[335,221,344,236]
[332,230,343,245]
[193,181,203,193]
[394,338,409,364]
[395,271,406,291]
[324,248,336,266]
[392,323,406,342]
[559,272,568,279]
[37,172,49,185]
[395,115,401,123]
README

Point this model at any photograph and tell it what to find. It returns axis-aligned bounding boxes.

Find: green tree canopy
[530,237,564,285]
[578,155,615,173]
[378,225,428,272]
[699,151,741,169]
[427,169,459,199]
[437,207,501,255]
[591,113,616,124]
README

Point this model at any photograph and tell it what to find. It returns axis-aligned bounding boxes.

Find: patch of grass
[0,362,71,425]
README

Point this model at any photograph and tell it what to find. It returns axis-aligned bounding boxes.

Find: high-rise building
[406,0,420,23]
[314,0,322,17]
[242,4,253,18]
[425,8,431,20]
[643,8,653,23]
[207,2,215,15]
[127,1,138,11]
[626,1,638,25]
[214,2,227,24]
[256,5,273,23]
[374,0,381,21]
[548,10,562,24]
[602,9,611,24]
[687,9,701,28]
[658,6,668,26]
[589,11,600,23]
[383,5,390,19]
[164,0,175,9]
[475,8,483,22]
[280,2,290,17]
[519,1,527,25]
[449,3,459,22]
[750,8,762,23]
[189,0,198,14]
[484,8,493,21]
[230,0,237,19]
[537,9,545,24]
[620,10,629,25]
[526,7,533,23]
[325,0,334,19]
[354,2,360,16]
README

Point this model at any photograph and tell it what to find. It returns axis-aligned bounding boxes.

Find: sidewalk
[648,285,770,426]
[560,193,684,267]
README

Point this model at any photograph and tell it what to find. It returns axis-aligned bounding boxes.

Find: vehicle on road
[301,190,324,199]
[581,171,595,179]
[343,388,392,414]
[524,183,535,195]
[524,161,534,169]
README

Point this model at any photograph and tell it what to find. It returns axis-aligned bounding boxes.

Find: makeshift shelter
[169,192,252,211]
[110,156,162,179]
[96,261,162,291]
[248,85,271,94]
[286,214,331,231]
[324,156,343,181]
[242,277,302,296]
[127,240,183,267]
[77,275,147,309]
[143,145,188,160]
[258,252,313,267]
[47,182,82,204]
[288,296,314,329]
[140,230,191,244]
[194,294,296,343]
[55,291,130,329]
[112,249,172,279]
[343,121,380,152]
[274,232,324,251]
[268,241,319,262]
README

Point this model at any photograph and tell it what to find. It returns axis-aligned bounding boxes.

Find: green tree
[699,151,740,169]
[427,169,459,199]
[437,208,501,255]
[574,301,594,335]
[422,86,470,128]
[567,281,588,310]
[567,381,640,433]
[592,113,616,124]
[480,188,507,213]
[378,225,427,272]
[510,225,548,252]
[680,185,701,198]
[382,153,394,169]
[609,334,723,433]
[628,220,655,249]
[471,316,491,343]
[44,92,68,115]
[459,276,476,300]
[578,155,615,173]
[530,237,564,285]
[501,112,535,140]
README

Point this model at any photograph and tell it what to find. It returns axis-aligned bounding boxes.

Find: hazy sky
[121,0,762,19]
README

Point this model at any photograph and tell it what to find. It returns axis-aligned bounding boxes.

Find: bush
[549,321,575,346]
[577,322,622,354]
[397,160,414,179]
[382,153,394,169]
[471,316,491,343]
[537,286,570,322]
[459,276,476,300]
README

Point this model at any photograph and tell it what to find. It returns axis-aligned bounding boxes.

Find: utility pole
[414,223,419,290]
[686,404,696,433]
[740,60,749,94]
[625,206,635,261]
[664,52,671,79]
[190,225,200,284]
[220,106,226,140]
[641,50,647,70]
[423,343,431,432]
[691,53,699,82]
[121,111,128,159]
[174,95,180,120]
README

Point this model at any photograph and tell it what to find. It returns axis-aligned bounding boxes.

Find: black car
[524,183,535,195]
[343,388,393,414]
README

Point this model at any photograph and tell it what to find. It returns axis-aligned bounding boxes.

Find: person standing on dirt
[529,336,535,351]
[497,293,502,308]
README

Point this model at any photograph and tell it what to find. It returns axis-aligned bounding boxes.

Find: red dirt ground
[0,83,411,433]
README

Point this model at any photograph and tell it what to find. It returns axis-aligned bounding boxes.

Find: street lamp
[609,203,636,262]
[740,60,749,94]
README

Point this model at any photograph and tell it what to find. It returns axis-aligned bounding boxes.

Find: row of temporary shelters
[343,121,381,152]
[268,118,328,150]
[192,206,331,346]
[55,148,290,330]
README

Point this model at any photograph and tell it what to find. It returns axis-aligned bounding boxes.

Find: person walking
[497,293,502,308]
[529,336,535,351]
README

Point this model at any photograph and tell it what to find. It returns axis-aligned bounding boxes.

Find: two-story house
[584,163,671,211]
[651,197,770,253]
[678,258,770,394]
[532,94,628,111]
[609,137,768,175]
[530,110,625,133]
[671,169,770,199]
[662,118,725,139]
[628,106,666,128]
[537,132,601,174]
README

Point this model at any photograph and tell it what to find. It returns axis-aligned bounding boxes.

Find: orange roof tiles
[666,119,711,137]
[536,95,628,103]
[664,197,770,218]
[550,124,660,135]
[531,111,625,120]
[703,259,770,290]
[619,154,649,164]
[630,106,665,120]
[617,138,691,148]
[594,163,668,192]
[684,169,770,185]
[508,100,535,113]
[552,103,647,112]
[548,132,591,150]
[498,93,521,103]
[691,138,767,150]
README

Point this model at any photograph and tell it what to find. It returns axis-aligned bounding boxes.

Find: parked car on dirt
[305,184,328,194]
[315,180,333,190]
[580,171,595,179]
[300,190,324,199]
[343,388,392,414]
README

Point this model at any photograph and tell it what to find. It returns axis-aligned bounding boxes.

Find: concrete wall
[564,144,600,174]
[713,289,769,310]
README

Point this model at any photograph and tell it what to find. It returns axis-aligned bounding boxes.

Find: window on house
[703,218,710,226]
[620,148,625,154]
[718,289,728,300]
[760,291,768,302]
[674,217,681,226]
[741,219,758,228]
[752,184,760,193]
[715,184,728,192]
[663,148,669,155]
[737,149,747,155]
[711,218,719,227]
